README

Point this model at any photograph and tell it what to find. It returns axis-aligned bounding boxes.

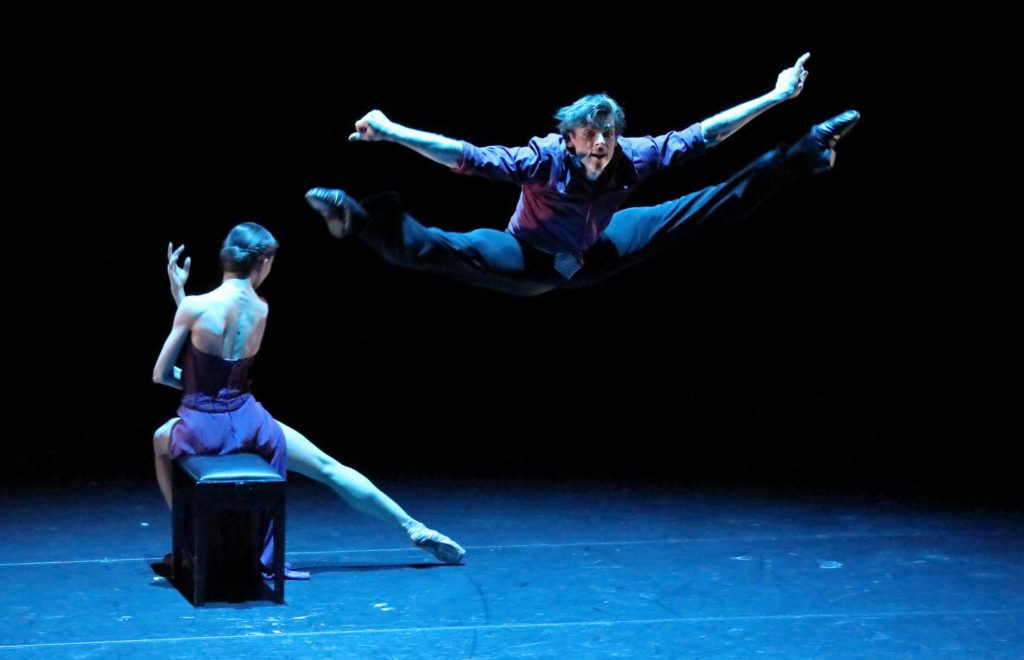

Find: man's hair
[220,222,279,276]
[554,93,626,136]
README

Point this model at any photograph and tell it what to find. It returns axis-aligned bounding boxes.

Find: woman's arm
[153,298,199,389]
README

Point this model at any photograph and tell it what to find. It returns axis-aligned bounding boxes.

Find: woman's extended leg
[278,420,466,563]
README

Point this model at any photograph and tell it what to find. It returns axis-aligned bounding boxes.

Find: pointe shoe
[786,110,861,173]
[406,523,466,564]
[304,187,366,239]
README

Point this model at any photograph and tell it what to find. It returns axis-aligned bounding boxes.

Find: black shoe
[786,110,861,173]
[305,187,366,238]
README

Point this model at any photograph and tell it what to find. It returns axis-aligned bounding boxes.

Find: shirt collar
[565,141,639,193]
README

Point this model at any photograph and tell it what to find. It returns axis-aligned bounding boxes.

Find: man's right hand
[349,110,396,142]
[347,109,463,167]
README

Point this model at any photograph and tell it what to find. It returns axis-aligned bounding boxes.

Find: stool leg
[193,508,208,607]
[172,487,184,583]
[273,498,285,603]
[249,506,262,595]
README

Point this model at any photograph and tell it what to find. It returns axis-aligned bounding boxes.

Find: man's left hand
[774,52,810,101]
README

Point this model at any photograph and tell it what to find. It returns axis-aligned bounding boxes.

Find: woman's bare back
[187,280,268,360]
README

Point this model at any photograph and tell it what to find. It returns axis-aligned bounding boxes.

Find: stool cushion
[178,454,285,483]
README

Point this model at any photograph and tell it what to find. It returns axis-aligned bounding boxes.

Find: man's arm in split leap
[349,110,463,168]
[699,52,810,148]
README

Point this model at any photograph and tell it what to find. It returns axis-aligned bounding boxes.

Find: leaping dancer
[306,53,859,296]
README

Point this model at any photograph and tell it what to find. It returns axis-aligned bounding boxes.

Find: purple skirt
[171,392,287,476]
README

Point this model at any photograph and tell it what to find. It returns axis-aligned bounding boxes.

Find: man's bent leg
[313,190,559,296]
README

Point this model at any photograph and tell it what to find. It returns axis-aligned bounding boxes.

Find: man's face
[567,114,618,181]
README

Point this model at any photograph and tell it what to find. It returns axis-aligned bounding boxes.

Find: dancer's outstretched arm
[699,52,810,148]
[349,110,463,167]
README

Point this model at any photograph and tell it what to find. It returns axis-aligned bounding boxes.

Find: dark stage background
[5,9,1019,501]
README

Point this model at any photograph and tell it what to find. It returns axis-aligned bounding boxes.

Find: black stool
[172,454,286,605]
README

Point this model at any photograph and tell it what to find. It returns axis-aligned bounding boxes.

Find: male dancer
[306,53,859,296]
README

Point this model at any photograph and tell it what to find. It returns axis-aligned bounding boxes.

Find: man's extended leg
[573,110,861,287]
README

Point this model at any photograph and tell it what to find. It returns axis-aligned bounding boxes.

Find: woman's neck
[221,273,257,290]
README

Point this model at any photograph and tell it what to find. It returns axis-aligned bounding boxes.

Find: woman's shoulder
[179,292,212,314]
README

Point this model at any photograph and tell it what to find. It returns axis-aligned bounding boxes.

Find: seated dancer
[152,223,465,578]
[306,53,860,296]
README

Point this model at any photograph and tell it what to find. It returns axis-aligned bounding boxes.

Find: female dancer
[152,223,465,577]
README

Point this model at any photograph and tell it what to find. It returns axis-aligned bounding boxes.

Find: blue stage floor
[1,478,1022,657]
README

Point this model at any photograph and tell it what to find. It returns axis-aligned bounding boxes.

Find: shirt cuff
[684,122,707,154]
[449,141,474,174]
